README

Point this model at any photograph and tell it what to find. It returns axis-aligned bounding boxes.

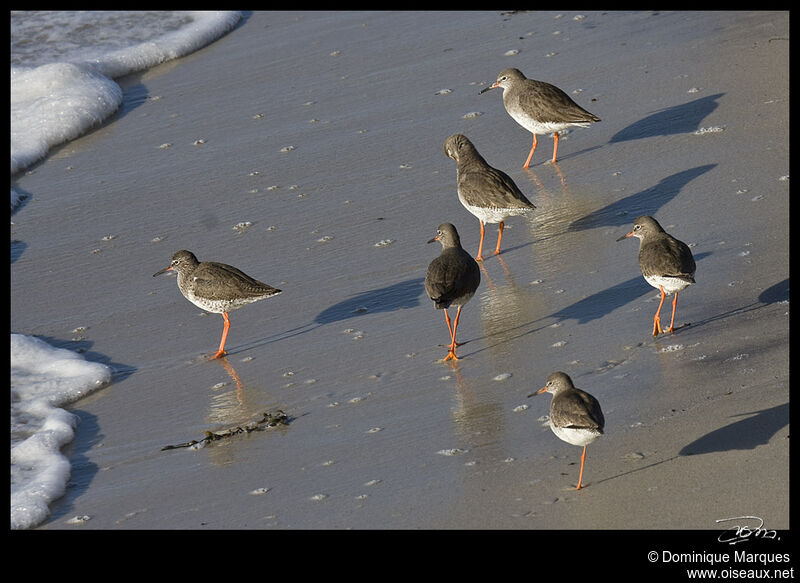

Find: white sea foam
[10,334,112,530]
[10,11,242,177]
[10,10,241,530]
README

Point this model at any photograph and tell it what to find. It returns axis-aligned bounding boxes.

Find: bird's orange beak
[153,265,174,277]
[527,386,548,398]
[616,231,634,242]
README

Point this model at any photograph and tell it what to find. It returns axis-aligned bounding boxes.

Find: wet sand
[11,11,788,544]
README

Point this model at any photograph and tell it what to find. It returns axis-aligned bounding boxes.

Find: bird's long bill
[616,231,634,242]
[527,386,548,398]
[427,236,440,244]
[478,85,496,94]
[153,266,174,277]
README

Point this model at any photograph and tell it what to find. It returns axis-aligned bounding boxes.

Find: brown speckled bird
[154,250,281,359]
[530,371,605,490]
[617,216,696,336]
[424,223,480,361]
[480,67,600,167]
[444,133,535,261]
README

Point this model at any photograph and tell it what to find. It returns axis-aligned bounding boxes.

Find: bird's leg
[210,312,231,359]
[443,309,455,350]
[494,221,505,255]
[667,292,679,333]
[551,132,560,164]
[523,134,538,169]
[444,306,464,360]
[576,445,588,490]
[476,220,486,261]
[652,287,666,336]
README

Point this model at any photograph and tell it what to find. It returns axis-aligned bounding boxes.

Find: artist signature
[716,516,779,545]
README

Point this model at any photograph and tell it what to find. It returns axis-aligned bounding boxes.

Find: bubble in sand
[280,145,295,153]
[463,111,483,119]
[504,49,519,56]
[694,126,725,135]
[435,88,452,95]
[437,448,468,456]
[249,487,271,495]
[493,373,512,381]
[658,344,684,353]
[310,493,328,501]
[67,515,91,524]
[158,143,171,149]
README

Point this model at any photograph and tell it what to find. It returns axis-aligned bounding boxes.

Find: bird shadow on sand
[679,402,789,455]
[464,252,711,358]
[589,401,787,490]
[233,277,426,355]
[313,277,426,325]
[567,164,717,232]
[672,276,789,335]
[542,250,710,326]
[609,93,725,143]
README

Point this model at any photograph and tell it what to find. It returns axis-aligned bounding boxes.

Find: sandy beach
[11,9,789,547]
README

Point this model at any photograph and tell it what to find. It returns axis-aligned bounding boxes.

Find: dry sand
[11,10,789,546]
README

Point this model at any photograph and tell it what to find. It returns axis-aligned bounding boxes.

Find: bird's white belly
[551,425,601,447]
[644,274,692,294]
[509,111,588,135]
[459,199,523,224]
